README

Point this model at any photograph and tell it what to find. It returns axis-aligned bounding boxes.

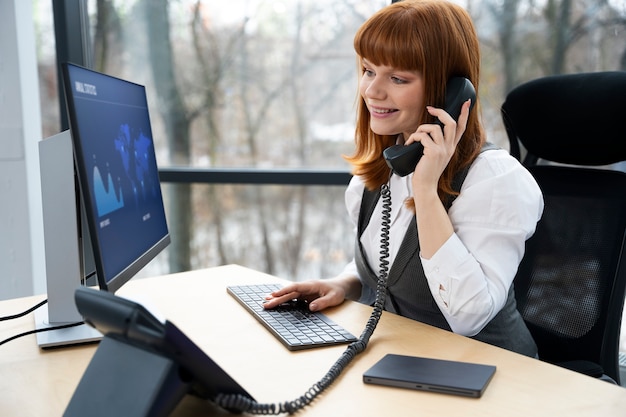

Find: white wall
[0,0,45,300]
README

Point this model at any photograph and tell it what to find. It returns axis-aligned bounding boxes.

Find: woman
[264,0,543,357]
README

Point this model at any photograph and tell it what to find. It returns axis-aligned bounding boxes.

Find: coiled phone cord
[215,182,392,415]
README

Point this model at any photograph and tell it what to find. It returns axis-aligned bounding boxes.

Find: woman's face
[359,58,425,140]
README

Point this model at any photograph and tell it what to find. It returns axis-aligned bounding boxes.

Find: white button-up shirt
[341,148,544,336]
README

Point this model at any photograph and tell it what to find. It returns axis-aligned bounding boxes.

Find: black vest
[355,145,537,357]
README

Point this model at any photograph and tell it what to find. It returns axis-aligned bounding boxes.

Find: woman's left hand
[405,98,472,190]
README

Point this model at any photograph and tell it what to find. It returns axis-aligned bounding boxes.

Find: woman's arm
[420,150,543,335]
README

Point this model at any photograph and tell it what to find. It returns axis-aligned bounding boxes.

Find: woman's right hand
[262,278,353,312]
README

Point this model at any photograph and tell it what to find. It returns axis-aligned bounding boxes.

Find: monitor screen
[61,63,170,293]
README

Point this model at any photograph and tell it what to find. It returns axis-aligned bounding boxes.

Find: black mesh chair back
[501,71,626,384]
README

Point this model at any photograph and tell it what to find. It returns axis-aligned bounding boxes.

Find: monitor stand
[34,305,101,348]
[36,130,102,348]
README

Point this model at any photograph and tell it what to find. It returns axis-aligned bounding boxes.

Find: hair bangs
[354,8,425,72]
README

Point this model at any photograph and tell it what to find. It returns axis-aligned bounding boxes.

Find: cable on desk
[0,299,48,321]
[215,182,393,415]
[0,321,84,347]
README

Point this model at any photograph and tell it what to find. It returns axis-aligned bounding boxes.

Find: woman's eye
[362,68,374,77]
[391,76,406,84]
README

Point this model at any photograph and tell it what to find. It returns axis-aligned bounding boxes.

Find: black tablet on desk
[363,353,496,398]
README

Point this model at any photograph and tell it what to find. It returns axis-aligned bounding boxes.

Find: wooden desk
[1,264,625,416]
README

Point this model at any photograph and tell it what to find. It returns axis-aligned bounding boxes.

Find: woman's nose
[364,78,385,99]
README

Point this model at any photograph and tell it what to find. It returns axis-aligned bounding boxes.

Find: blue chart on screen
[93,123,157,218]
[94,164,124,216]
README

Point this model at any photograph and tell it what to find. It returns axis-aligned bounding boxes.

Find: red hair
[345,0,485,202]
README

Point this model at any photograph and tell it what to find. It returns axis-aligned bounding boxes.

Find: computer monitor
[35,63,170,347]
[62,62,170,292]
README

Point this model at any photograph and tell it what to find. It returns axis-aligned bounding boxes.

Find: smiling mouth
[371,107,397,114]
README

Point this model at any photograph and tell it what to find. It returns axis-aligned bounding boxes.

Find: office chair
[501,71,626,385]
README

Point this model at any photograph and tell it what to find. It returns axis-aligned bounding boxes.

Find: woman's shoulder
[346,174,365,193]
[469,146,529,179]
[453,145,544,228]
[344,175,366,221]
[463,145,542,201]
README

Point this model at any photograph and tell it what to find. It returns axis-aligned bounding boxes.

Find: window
[35,0,626,280]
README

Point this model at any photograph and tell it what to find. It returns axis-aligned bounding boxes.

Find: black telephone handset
[383,77,476,177]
